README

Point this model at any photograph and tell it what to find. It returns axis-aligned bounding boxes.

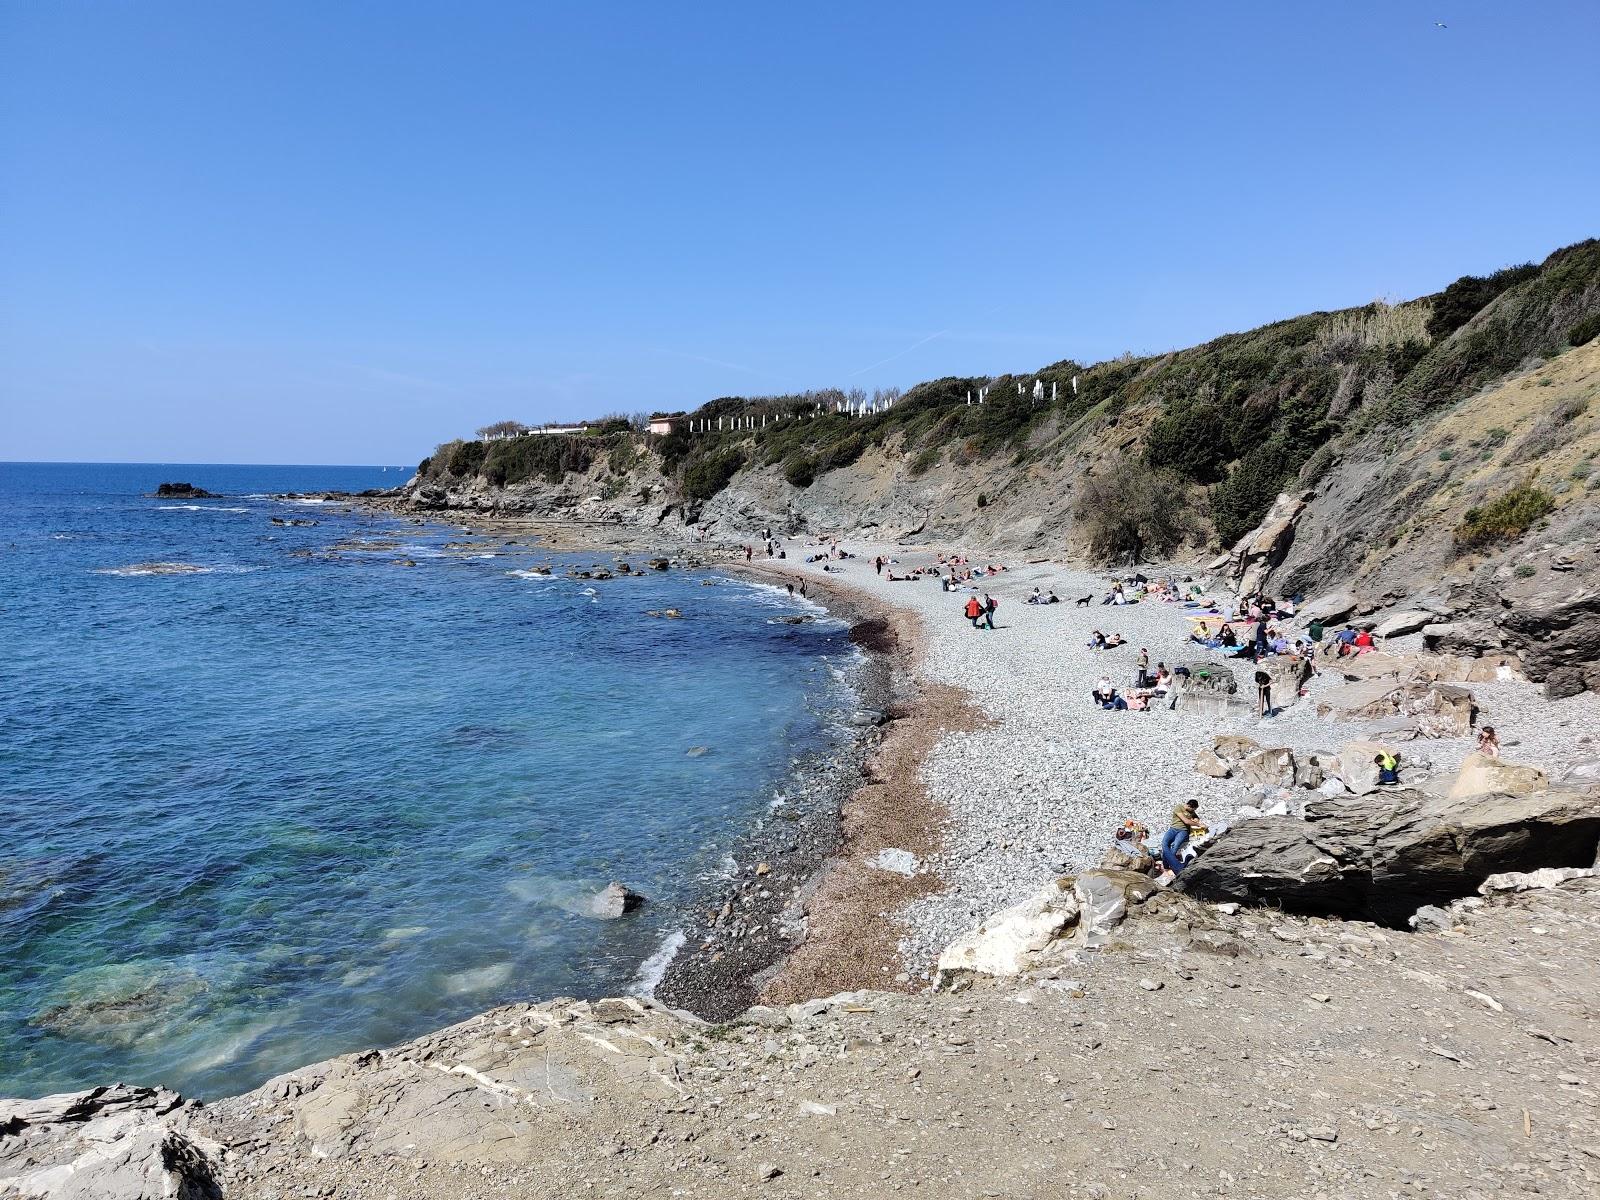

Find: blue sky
[3,2,1597,465]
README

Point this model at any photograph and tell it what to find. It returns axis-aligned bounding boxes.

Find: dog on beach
[1074,594,1093,607]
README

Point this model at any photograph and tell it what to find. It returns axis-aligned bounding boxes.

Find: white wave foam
[158,505,250,513]
[94,562,215,577]
[631,929,685,997]
[92,562,261,577]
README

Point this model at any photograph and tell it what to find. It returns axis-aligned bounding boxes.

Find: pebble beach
[754,541,1600,979]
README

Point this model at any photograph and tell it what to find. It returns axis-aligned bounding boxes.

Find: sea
[0,462,859,1099]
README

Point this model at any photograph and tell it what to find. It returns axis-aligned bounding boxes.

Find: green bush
[1076,459,1198,563]
[1144,402,1234,482]
[682,448,745,501]
[1569,311,1600,347]
[1426,263,1538,342]
[448,439,488,477]
[1515,564,1537,578]
[784,454,816,488]
[1454,481,1554,552]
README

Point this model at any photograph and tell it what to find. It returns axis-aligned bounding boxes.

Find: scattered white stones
[870,848,921,876]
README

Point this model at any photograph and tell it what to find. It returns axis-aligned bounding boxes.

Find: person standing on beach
[1255,667,1272,717]
[982,592,998,629]
[875,555,884,576]
[964,594,984,629]
[1136,647,1150,687]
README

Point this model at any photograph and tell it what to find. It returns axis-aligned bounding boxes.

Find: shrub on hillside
[681,448,745,501]
[1426,263,1539,342]
[784,454,816,488]
[1454,480,1554,552]
[1570,312,1600,347]
[1144,402,1234,482]
[1075,459,1198,563]
[447,439,488,478]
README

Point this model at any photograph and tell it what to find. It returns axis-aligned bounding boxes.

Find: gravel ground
[767,543,1600,976]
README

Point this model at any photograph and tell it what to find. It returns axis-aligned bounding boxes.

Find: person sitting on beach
[1102,582,1123,605]
[1353,628,1375,652]
[1161,800,1204,874]
[1046,590,1060,604]
[1102,821,1154,874]
[1088,630,1107,650]
[1191,620,1210,644]
[1477,726,1501,758]
[1104,633,1126,649]
[1219,622,1238,648]
[1092,675,1115,705]
[1375,751,1401,785]
[1027,586,1044,605]
[1153,663,1173,692]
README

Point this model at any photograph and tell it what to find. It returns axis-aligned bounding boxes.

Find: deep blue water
[0,462,855,1099]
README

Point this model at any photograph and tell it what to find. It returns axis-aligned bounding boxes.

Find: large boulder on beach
[1175,664,1248,718]
[1336,739,1404,795]
[1239,747,1296,789]
[1373,682,1476,738]
[1300,590,1358,624]
[936,878,1080,978]
[1372,609,1437,640]
[1181,785,1600,921]
[1449,752,1548,800]
[0,1084,223,1200]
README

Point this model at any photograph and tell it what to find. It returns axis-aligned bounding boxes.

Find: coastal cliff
[390,238,1600,695]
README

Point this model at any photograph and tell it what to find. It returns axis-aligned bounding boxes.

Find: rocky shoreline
[652,576,901,1019]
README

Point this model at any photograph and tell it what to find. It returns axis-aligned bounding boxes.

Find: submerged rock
[591,882,647,919]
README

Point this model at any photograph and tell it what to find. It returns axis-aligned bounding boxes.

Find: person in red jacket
[964,594,983,629]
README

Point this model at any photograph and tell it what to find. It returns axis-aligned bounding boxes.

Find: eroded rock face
[1220,491,1310,598]
[1181,786,1600,922]
[0,1084,222,1200]
[1499,588,1600,698]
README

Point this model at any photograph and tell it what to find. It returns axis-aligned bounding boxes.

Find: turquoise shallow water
[0,462,855,1099]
